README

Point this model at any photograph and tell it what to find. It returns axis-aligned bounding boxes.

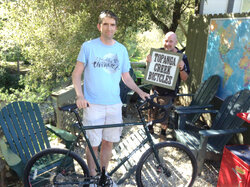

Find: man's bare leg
[100,140,113,172]
[86,146,98,176]
[160,123,168,136]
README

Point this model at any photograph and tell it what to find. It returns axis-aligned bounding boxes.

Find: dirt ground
[112,104,220,187]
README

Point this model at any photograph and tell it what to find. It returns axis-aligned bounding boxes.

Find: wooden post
[0,158,5,187]
[51,83,83,130]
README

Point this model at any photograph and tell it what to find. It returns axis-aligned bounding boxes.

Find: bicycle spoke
[24,148,89,187]
[136,142,197,187]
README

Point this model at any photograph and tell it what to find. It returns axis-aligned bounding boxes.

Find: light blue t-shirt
[77,38,131,105]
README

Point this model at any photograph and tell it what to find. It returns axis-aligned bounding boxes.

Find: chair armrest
[199,128,247,137]
[176,93,194,97]
[0,139,21,166]
[45,124,77,148]
[175,104,214,110]
[0,139,24,178]
[195,127,246,174]
[176,108,218,115]
[176,109,218,130]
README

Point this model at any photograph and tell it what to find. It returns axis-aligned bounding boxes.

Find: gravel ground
[110,107,220,187]
[5,104,220,187]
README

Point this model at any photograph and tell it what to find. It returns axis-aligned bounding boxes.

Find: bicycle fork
[145,124,171,178]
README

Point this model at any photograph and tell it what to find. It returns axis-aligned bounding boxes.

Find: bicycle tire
[23,148,90,187]
[136,141,197,187]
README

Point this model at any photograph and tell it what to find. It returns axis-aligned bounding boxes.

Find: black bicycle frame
[67,107,162,177]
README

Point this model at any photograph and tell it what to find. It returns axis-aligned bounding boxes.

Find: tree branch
[170,1,182,32]
[145,0,169,34]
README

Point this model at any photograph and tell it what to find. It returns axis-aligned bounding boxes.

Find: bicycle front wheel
[136,141,197,187]
[23,148,90,187]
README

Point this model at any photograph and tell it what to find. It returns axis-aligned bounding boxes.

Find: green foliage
[0,0,196,103]
[0,74,50,103]
[0,46,25,62]
[126,26,165,62]
[0,67,22,92]
[134,70,145,79]
[1,0,94,102]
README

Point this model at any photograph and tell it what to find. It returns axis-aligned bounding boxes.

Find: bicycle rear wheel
[23,148,90,187]
[136,141,197,187]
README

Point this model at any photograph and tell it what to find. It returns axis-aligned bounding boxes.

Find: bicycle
[23,92,197,187]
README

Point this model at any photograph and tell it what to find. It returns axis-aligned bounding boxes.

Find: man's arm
[72,61,89,108]
[121,72,150,100]
[178,60,189,81]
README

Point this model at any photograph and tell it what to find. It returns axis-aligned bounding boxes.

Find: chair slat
[175,89,250,174]
[2,107,27,162]
[0,112,18,155]
[33,103,51,149]
[209,90,250,147]
[7,103,32,161]
[0,101,75,180]
[186,75,220,123]
[19,101,41,153]
[25,102,47,150]
[12,102,35,157]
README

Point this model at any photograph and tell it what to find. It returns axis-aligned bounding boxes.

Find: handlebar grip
[137,91,174,125]
[59,103,90,112]
[138,91,158,110]
[59,104,78,112]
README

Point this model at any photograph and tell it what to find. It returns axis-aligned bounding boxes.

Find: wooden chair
[0,101,76,179]
[176,75,220,129]
[174,89,249,174]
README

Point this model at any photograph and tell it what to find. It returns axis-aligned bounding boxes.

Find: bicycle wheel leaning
[136,141,197,187]
[23,148,90,187]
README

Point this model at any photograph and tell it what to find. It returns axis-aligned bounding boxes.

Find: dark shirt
[152,47,190,97]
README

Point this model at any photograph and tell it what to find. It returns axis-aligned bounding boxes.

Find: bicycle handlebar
[137,91,172,110]
[137,91,173,124]
[59,91,174,125]
[59,103,78,112]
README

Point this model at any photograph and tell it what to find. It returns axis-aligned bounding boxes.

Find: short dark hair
[98,10,118,25]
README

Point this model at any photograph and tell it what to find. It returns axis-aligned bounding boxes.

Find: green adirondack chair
[174,89,249,174]
[0,101,76,179]
[176,75,220,129]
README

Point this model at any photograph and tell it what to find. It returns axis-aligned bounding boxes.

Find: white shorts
[83,103,123,147]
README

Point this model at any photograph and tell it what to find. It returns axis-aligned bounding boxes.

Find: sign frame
[144,48,183,90]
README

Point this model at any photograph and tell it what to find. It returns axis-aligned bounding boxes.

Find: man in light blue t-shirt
[72,10,149,178]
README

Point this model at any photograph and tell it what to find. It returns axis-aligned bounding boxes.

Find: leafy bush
[0,0,190,103]
[0,67,22,92]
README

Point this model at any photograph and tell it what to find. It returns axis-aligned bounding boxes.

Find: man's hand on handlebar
[138,91,172,111]
[137,91,173,124]
[76,95,90,109]
[138,91,151,101]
